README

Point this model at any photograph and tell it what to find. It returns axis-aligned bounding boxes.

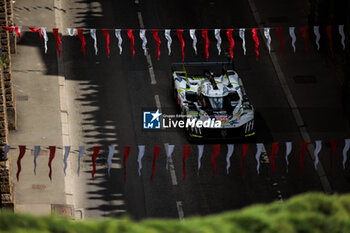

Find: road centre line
[247,0,332,193]
[154,94,161,110]
[176,201,185,220]
[165,143,178,185]
[137,10,157,85]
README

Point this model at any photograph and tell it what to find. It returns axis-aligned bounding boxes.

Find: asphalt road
[16,0,350,219]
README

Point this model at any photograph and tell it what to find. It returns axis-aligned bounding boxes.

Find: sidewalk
[8,0,74,216]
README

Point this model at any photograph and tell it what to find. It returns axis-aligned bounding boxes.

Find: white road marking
[165,143,178,185]
[137,11,157,85]
[176,201,184,220]
[247,0,332,194]
[137,12,144,28]
[154,95,161,110]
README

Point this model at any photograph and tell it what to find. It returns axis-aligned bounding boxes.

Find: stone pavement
[8,0,74,216]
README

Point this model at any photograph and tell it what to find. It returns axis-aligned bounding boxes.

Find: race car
[172,61,255,140]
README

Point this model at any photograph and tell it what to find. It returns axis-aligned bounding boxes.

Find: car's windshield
[200,92,240,111]
[208,97,223,110]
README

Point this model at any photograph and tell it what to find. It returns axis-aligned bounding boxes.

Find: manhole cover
[16,96,28,101]
[51,204,73,217]
[293,75,317,84]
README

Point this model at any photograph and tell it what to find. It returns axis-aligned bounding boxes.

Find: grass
[1,193,350,233]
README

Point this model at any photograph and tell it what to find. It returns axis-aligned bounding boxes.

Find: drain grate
[16,96,28,101]
[293,75,317,84]
[268,16,289,23]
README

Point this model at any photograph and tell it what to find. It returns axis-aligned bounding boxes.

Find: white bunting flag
[313,26,320,50]
[285,142,292,172]
[107,146,115,176]
[197,144,204,173]
[263,28,271,53]
[3,145,10,160]
[189,29,198,55]
[33,146,40,175]
[139,29,148,56]
[115,29,123,54]
[41,27,48,53]
[165,144,175,170]
[314,140,322,169]
[164,29,172,56]
[77,146,85,176]
[214,29,222,55]
[90,29,98,55]
[239,28,246,55]
[289,27,296,53]
[137,145,145,176]
[226,144,234,174]
[66,28,77,36]
[255,143,263,174]
[339,25,346,50]
[343,139,350,169]
[63,146,70,176]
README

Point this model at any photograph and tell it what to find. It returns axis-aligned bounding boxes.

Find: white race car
[172,62,255,140]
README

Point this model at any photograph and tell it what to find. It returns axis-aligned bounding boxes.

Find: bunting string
[4,138,350,181]
[4,25,347,60]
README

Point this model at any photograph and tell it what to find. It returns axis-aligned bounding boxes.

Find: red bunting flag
[52,28,62,58]
[177,29,185,61]
[299,141,308,178]
[269,142,279,179]
[300,26,309,57]
[241,144,250,180]
[252,28,260,60]
[226,29,234,61]
[123,146,131,183]
[211,144,220,179]
[127,29,135,56]
[276,27,284,57]
[2,26,13,32]
[15,26,21,43]
[77,28,86,56]
[329,140,337,175]
[91,146,101,180]
[202,29,210,61]
[182,145,191,180]
[102,29,110,58]
[16,145,26,182]
[151,145,161,181]
[48,146,56,180]
[326,25,334,57]
[152,29,161,60]
[28,26,42,40]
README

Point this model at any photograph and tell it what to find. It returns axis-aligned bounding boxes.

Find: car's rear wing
[171,61,234,77]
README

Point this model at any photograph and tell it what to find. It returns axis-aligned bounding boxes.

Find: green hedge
[1,193,350,233]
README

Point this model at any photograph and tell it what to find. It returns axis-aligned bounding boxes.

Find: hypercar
[172,62,255,140]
